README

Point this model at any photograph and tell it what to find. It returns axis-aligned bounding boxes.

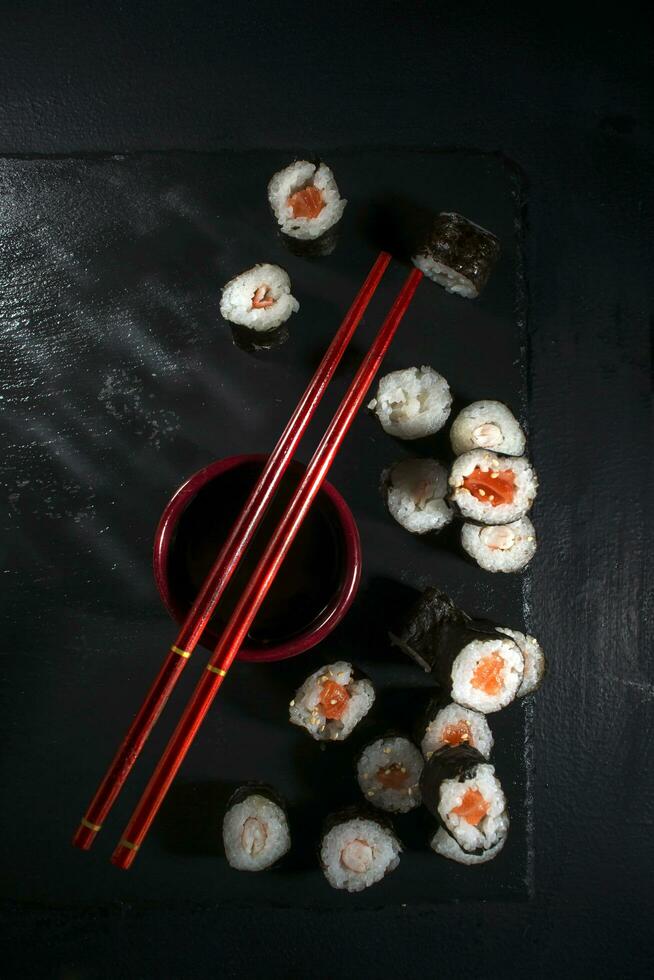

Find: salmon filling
[442,720,473,747]
[462,466,516,506]
[319,680,350,720]
[251,284,275,309]
[471,652,505,696]
[376,763,409,790]
[452,788,490,827]
[287,185,325,220]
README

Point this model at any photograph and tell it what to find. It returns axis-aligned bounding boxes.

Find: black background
[1,2,652,978]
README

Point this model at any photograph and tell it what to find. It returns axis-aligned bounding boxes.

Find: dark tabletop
[1,3,652,979]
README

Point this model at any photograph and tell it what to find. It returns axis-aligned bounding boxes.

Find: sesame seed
[290,700,295,707]
[383,747,391,755]
[478,489,486,497]
[489,494,495,501]
[367,790,375,797]
[491,472,499,479]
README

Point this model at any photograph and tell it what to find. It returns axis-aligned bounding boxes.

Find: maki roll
[412,212,500,299]
[497,627,546,697]
[368,366,452,440]
[430,826,505,865]
[420,700,494,760]
[450,400,526,457]
[420,745,509,856]
[268,160,347,256]
[461,517,537,573]
[449,450,538,525]
[390,587,524,713]
[383,458,452,535]
[320,810,401,892]
[220,264,299,349]
[356,735,423,813]
[222,786,291,871]
[289,661,375,741]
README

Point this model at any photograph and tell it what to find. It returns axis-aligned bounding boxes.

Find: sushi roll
[383,458,453,535]
[220,263,299,346]
[420,745,509,855]
[449,450,538,525]
[356,735,423,813]
[368,366,452,440]
[430,826,505,865]
[268,160,347,256]
[320,810,401,892]
[461,517,537,573]
[420,700,494,760]
[450,400,526,456]
[289,661,375,741]
[412,212,500,299]
[390,587,524,713]
[497,627,546,697]
[222,786,291,871]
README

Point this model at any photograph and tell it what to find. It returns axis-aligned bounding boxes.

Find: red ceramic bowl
[153,454,361,663]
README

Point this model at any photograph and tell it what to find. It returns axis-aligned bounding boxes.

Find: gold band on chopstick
[206,665,227,677]
[171,645,191,659]
[81,818,102,833]
[119,838,139,851]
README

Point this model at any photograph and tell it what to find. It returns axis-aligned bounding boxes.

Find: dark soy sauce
[167,461,344,647]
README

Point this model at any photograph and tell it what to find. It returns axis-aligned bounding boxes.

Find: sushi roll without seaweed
[390,587,524,714]
[449,450,538,525]
[420,700,494,760]
[368,366,452,440]
[220,263,299,343]
[383,458,452,535]
[268,160,347,256]
[320,810,401,892]
[222,787,291,871]
[497,627,546,697]
[289,661,375,741]
[430,826,505,865]
[356,735,423,813]
[412,212,500,299]
[420,745,509,856]
[450,401,526,457]
[461,517,537,573]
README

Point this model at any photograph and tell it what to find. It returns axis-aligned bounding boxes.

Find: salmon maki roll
[420,745,509,856]
[420,700,494,760]
[268,160,347,256]
[412,212,500,299]
[289,661,375,741]
[449,450,538,525]
[356,735,423,813]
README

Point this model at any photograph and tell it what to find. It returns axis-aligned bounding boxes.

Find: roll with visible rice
[420,745,509,855]
[289,661,375,741]
[368,366,452,440]
[449,450,538,525]
[412,212,500,299]
[420,700,494,760]
[220,263,299,351]
[430,826,505,865]
[320,810,401,892]
[356,735,423,813]
[268,160,347,256]
[498,627,546,697]
[383,458,453,535]
[390,587,525,714]
[222,786,291,871]
[461,517,537,573]
[450,400,525,456]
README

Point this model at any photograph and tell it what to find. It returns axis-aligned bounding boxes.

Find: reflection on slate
[0,150,530,909]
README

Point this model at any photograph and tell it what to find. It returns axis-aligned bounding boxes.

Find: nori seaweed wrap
[413,212,500,299]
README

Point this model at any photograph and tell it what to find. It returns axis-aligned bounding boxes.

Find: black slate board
[0,150,532,909]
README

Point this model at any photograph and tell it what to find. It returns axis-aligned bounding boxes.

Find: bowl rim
[152,453,361,663]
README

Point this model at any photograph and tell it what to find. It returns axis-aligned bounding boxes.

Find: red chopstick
[72,251,391,851]
[111,266,423,869]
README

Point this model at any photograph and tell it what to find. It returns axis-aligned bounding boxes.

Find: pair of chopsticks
[73,251,423,868]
